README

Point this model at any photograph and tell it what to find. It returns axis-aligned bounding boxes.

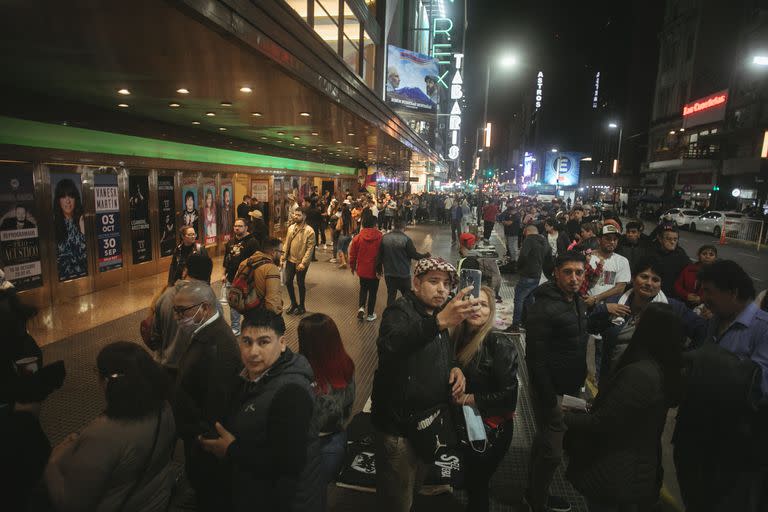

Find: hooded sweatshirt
[517,233,552,279]
[349,227,383,279]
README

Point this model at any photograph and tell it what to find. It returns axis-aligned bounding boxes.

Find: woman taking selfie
[451,285,518,512]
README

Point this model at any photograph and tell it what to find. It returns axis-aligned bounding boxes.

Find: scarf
[611,288,668,325]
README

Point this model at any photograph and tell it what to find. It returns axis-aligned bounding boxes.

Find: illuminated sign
[761,130,768,158]
[592,71,600,109]
[683,91,728,116]
[524,152,535,177]
[447,53,464,160]
[543,151,585,186]
[535,71,543,111]
[682,89,728,129]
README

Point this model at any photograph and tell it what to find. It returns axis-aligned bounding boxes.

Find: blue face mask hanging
[462,404,488,453]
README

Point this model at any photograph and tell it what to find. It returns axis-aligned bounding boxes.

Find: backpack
[227,254,274,313]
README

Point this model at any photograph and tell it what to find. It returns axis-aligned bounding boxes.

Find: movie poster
[220,180,233,242]
[94,173,123,272]
[201,180,217,245]
[0,164,42,290]
[385,45,440,113]
[129,175,152,263]
[158,176,176,257]
[181,178,199,240]
[52,172,89,281]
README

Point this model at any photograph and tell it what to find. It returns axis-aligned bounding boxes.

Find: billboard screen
[543,152,585,187]
[386,45,440,113]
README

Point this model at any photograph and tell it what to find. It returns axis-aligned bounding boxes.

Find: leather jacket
[461,331,519,418]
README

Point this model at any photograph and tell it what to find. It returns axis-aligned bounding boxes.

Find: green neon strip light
[0,116,356,175]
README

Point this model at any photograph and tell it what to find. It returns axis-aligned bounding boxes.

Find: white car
[689,211,745,237]
[659,208,701,228]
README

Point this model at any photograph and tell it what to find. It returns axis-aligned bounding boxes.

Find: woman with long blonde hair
[451,285,519,512]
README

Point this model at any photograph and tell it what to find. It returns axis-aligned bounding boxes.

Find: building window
[414,2,430,55]
[362,29,376,89]
[343,1,361,74]
[286,0,309,19]
[314,0,340,53]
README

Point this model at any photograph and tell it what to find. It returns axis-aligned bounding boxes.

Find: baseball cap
[459,232,476,249]
[600,224,620,236]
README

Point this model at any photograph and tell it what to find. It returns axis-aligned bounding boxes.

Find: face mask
[178,304,204,329]
[462,404,487,453]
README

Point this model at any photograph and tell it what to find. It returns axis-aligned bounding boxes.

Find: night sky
[463,0,665,172]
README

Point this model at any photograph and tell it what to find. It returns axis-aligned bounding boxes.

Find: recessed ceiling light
[205,112,216,117]
[311,131,319,136]
[260,136,267,140]
[290,143,295,146]
[240,86,252,93]
[169,102,181,108]
[191,121,201,125]
[277,131,285,135]
[221,101,232,107]
[299,112,311,117]
[293,136,300,140]
[354,146,359,149]
[219,127,227,131]
[117,103,129,108]
[318,144,324,147]
[336,140,342,144]
[176,88,189,94]
[312,148,317,151]
[117,88,130,95]
[251,112,263,117]
[347,132,355,136]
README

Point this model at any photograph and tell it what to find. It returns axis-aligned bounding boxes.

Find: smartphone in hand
[460,268,482,299]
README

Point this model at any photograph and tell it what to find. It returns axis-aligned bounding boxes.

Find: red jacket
[482,203,500,222]
[349,228,383,279]
[674,262,700,301]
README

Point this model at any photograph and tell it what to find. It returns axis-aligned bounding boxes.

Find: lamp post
[608,122,623,207]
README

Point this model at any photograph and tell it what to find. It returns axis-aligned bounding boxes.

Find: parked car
[689,211,745,237]
[659,208,701,228]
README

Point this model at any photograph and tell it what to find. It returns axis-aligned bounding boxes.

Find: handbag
[408,405,458,463]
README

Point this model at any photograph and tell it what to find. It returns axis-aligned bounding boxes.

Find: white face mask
[178,304,204,329]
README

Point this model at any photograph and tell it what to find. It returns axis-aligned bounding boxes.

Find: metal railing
[723,218,765,251]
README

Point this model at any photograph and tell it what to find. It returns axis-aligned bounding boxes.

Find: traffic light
[485,168,494,178]
[712,185,720,191]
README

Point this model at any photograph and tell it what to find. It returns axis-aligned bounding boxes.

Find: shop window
[362,29,376,89]
[314,0,340,53]
[343,1,361,74]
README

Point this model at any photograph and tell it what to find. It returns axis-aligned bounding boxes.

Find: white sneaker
[329,258,337,263]
[323,244,328,250]
[357,307,365,320]
[366,313,377,322]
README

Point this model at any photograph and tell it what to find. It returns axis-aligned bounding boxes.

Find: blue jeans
[505,235,519,261]
[223,282,241,334]
[318,430,348,511]
[513,276,540,326]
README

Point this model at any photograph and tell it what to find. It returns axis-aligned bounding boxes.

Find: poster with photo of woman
[52,173,88,281]
[181,180,199,241]
[202,182,217,245]
[220,181,233,242]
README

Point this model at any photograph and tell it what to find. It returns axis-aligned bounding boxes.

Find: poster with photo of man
[220,181,233,242]
[158,176,176,257]
[129,175,152,263]
[0,164,42,290]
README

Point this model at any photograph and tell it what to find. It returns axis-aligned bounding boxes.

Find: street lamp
[752,55,768,66]
[608,122,623,174]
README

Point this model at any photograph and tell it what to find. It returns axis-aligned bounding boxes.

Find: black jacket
[650,243,690,297]
[371,293,457,435]
[167,242,208,285]
[223,233,259,282]
[224,349,318,512]
[525,281,589,408]
[518,233,551,278]
[236,202,251,221]
[616,239,648,274]
[461,332,519,418]
[564,358,668,504]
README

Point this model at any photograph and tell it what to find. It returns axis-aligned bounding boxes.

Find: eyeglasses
[173,303,203,316]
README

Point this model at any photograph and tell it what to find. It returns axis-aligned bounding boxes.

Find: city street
[633,218,768,288]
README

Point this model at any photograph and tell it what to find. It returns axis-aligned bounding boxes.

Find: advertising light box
[682,90,728,129]
[543,152,585,187]
[386,45,440,113]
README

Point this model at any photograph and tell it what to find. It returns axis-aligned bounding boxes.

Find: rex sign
[682,90,728,129]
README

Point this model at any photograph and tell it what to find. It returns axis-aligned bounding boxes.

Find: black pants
[382,215,393,230]
[358,277,379,315]
[464,422,515,512]
[527,393,571,511]
[285,261,307,307]
[385,275,412,307]
[483,220,495,240]
[319,219,327,245]
[451,219,461,241]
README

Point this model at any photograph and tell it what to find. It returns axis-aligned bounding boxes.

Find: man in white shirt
[585,224,631,307]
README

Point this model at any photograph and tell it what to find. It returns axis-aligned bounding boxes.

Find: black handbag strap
[116,408,163,512]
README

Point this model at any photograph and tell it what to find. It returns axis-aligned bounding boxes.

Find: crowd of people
[1,188,767,512]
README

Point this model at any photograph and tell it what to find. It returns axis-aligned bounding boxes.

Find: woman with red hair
[298,313,356,510]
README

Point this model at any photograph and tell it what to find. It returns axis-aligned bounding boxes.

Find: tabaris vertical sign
[448,53,464,161]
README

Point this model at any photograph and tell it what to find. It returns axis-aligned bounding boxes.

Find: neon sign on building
[682,91,728,116]
[447,54,464,161]
[535,71,543,111]
[592,71,600,109]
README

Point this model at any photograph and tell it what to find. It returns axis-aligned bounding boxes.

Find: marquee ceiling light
[117,88,130,95]
[176,88,189,94]
[311,132,319,136]
[347,132,355,136]
[218,127,227,131]
[293,136,300,140]
[277,131,285,135]
[205,112,216,117]
[299,112,311,117]
[239,86,252,93]
[168,102,181,108]
[221,101,232,107]
[117,103,129,108]
[192,121,201,125]
[251,112,262,117]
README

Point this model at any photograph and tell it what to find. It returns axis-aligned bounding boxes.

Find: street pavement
[630,218,768,290]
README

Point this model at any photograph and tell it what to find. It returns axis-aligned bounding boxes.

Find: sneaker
[338,263,348,269]
[357,307,365,320]
[232,329,241,337]
[366,313,377,322]
[504,323,522,333]
[323,244,328,250]
[546,495,571,512]
[295,305,306,315]
[286,304,298,315]
[329,258,337,263]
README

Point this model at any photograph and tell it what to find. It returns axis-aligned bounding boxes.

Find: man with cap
[584,224,631,307]
[246,209,268,248]
[372,256,477,512]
